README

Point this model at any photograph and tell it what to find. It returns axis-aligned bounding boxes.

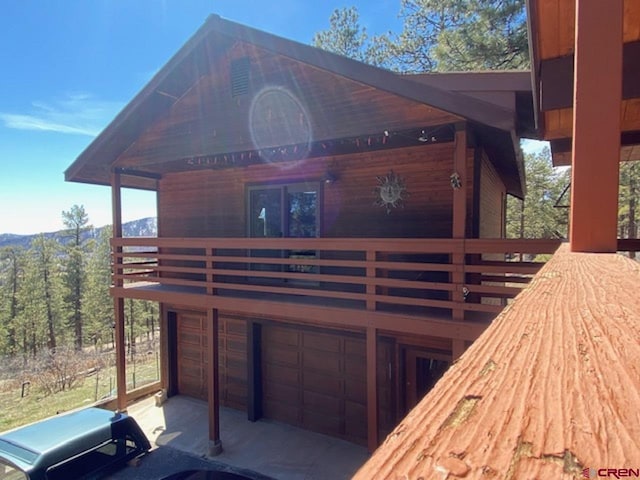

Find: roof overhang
[527,0,640,166]
[66,14,527,195]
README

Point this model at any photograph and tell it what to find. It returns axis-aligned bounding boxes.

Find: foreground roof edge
[65,14,521,185]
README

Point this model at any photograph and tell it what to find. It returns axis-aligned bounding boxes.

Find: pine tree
[506,147,569,239]
[82,226,113,350]
[619,161,640,258]
[0,247,24,355]
[17,236,65,357]
[312,1,528,72]
[312,7,393,68]
[62,204,91,350]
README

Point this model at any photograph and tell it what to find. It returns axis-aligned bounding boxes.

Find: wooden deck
[353,244,640,478]
[111,237,561,339]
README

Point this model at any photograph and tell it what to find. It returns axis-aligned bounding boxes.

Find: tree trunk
[42,264,57,351]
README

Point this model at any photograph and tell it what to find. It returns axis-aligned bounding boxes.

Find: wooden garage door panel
[264,327,300,346]
[302,331,341,352]
[302,371,342,395]
[345,401,367,440]
[180,313,205,330]
[176,311,247,408]
[262,324,367,445]
[263,362,300,387]
[303,390,341,414]
[345,378,366,402]
[303,410,342,436]
[302,350,341,373]
[263,345,300,367]
[226,358,247,380]
[264,400,300,425]
[345,338,366,357]
[224,318,247,336]
[345,357,366,377]
[264,381,300,404]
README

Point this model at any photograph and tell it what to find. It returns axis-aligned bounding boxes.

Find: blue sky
[0,1,543,235]
[0,0,403,235]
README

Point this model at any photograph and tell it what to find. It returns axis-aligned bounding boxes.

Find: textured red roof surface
[354,244,640,478]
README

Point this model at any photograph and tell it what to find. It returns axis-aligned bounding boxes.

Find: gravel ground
[105,446,275,480]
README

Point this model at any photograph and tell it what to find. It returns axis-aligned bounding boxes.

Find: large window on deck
[248,183,320,279]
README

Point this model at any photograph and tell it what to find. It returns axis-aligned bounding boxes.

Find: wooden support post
[452,124,467,321]
[207,247,216,296]
[366,250,376,311]
[207,308,222,455]
[111,171,127,411]
[570,0,622,252]
[452,339,466,361]
[114,297,127,411]
[452,123,468,239]
[366,326,378,453]
[159,305,169,393]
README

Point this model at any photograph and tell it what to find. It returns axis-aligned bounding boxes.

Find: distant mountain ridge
[0,217,157,249]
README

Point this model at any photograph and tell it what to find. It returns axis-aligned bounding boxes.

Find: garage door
[176,311,247,409]
[261,324,368,445]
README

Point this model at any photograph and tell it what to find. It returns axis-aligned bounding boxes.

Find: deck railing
[111,237,562,320]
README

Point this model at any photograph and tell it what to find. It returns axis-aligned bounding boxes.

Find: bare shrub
[30,347,100,396]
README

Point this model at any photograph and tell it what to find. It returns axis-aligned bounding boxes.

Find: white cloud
[0,93,124,137]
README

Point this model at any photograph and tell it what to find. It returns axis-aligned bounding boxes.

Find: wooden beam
[539,40,640,111]
[366,326,378,453]
[111,171,123,242]
[570,0,623,252]
[111,171,127,412]
[452,124,467,320]
[207,308,222,455]
[452,123,468,239]
[114,297,127,411]
[110,287,488,342]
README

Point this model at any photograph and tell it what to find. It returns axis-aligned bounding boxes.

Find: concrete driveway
[118,395,369,480]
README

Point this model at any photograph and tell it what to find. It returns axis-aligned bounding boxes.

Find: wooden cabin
[353,1,640,477]
[65,15,560,454]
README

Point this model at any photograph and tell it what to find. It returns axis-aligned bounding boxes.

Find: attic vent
[231,57,250,97]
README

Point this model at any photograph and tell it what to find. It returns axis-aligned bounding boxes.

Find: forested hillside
[0,208,158,358]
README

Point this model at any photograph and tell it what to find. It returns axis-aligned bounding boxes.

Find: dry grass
[0,352,159,433]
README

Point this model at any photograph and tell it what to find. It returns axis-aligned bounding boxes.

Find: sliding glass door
[248,183,320,280]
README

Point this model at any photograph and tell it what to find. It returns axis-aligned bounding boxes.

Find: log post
[570,0,622,252]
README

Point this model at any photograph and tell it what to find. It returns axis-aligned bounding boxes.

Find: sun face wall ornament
[374,170,408,214]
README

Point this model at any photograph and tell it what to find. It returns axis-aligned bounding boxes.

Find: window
[248,182,320,281]
[248,182,319,239]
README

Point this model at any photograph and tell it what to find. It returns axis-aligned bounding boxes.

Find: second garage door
[261,324,368,445]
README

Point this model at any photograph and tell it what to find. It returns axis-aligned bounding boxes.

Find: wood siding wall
[479,151,506,239]
[158,143,476,239]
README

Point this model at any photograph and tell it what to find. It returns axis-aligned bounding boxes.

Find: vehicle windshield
[0,459,26,480]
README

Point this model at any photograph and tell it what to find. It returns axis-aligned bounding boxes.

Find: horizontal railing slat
[111,237,562,321]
